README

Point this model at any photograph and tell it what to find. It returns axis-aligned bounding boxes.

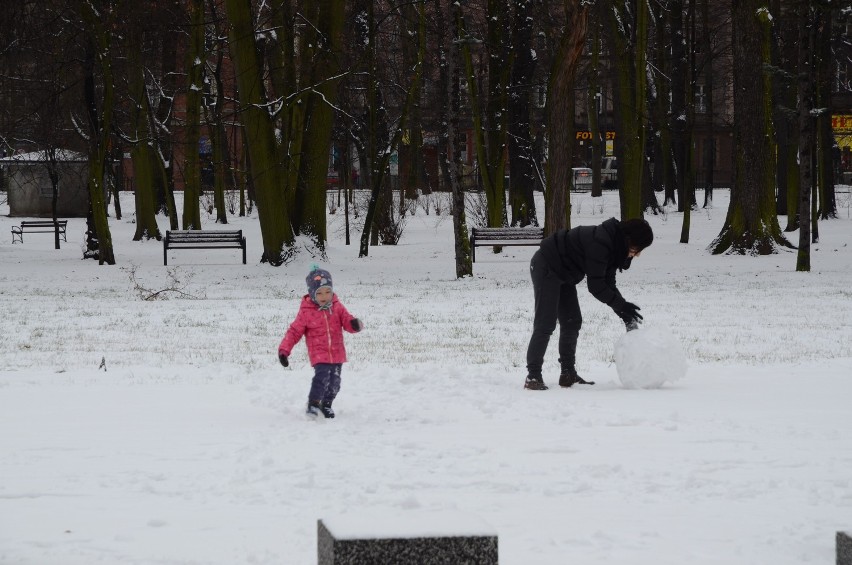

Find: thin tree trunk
[796,1,815,271]
[128,24,161,241]
[701,0,715,207]
[680,0,696,242]
[508,0,537,227]
[815,4,836,219]
[109,147,122,220]
[648,0,673,204]
[672,0,688,215]
[204,4,232,225]
[588,11,603,198]
[358,1,417,257]
[449,0,472,278]
[182,0,204,230]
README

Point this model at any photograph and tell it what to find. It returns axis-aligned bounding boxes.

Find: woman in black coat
[524,217,654,390]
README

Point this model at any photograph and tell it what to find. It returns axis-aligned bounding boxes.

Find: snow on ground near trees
[1,189,851,565]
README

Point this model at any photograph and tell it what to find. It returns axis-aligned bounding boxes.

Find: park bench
[163,230,246,266]
[469,226,544,262]
[11,220,68,244]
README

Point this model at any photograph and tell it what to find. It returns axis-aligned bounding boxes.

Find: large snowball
[614,325,688,389]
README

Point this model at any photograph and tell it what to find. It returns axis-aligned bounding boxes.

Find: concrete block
[318,511,498,564]
[839,531,852,565]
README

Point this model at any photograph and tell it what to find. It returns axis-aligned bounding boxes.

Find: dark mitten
[278,353,289,367]
[351,318,362,332]
[616,301,643,326]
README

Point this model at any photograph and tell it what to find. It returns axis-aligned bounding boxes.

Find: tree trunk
[701,0,715,207]
[81,5,115,265]
[128,24,161,241]
[449,0,473,278]
[457,1,509,229]
[671,0,688,215]
[182,0,204,230]
[649,0,674,205]
[796,1,815,271]
[225,0,293,265]
[544,0,590,235]
[679,0,696,243]
[609,0,649,220]
[294,0,344,252]
[815,5,836,219]
[508,0,537,227]
[109,147,123,221]
[401,1,426,203]
[151,16,179,222]
[204,1,233,225]
[46,152,60,249]
[771,5,801,230]
[587,11,603,199]
[358,1,417,257]
[711,0,791,254]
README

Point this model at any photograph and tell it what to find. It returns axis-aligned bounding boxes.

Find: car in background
[601,157,618,189]
[571,167,593,190]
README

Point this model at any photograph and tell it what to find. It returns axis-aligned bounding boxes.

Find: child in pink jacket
[278,266,362,418]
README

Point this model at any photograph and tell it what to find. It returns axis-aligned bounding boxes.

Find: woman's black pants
[525,249,582,379]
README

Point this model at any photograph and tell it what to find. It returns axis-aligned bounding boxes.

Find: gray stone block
[839,531,852,565]
[318,512,498,565]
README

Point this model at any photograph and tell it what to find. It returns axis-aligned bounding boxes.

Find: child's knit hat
[306,265,333,302]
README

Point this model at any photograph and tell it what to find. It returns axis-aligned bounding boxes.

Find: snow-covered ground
[1,188,851,564]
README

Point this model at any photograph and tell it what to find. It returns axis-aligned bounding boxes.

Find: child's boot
[306,400,322,417]
[524,375,549,390]
[320,401,335,419]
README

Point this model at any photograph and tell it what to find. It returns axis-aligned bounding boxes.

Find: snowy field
[1,188,851,564]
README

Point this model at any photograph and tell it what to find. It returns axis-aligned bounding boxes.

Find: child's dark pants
[309,363,342,404]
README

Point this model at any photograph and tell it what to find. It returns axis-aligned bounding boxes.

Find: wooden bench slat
[11,220,68,244]
[169,236,242,241]
[469,226,544,263]
[163,230,246,265]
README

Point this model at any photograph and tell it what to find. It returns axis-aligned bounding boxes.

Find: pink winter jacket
[278,294,359,366]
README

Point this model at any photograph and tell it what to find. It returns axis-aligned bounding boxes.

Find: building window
[460,132,468,163]
[695,84,707,114]
[39,179,57,198]
[837,60,850,93]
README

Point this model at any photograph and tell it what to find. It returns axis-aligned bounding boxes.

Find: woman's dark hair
[620,218,654,251]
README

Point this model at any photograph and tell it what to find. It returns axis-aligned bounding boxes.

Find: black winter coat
[537,217,630,310]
